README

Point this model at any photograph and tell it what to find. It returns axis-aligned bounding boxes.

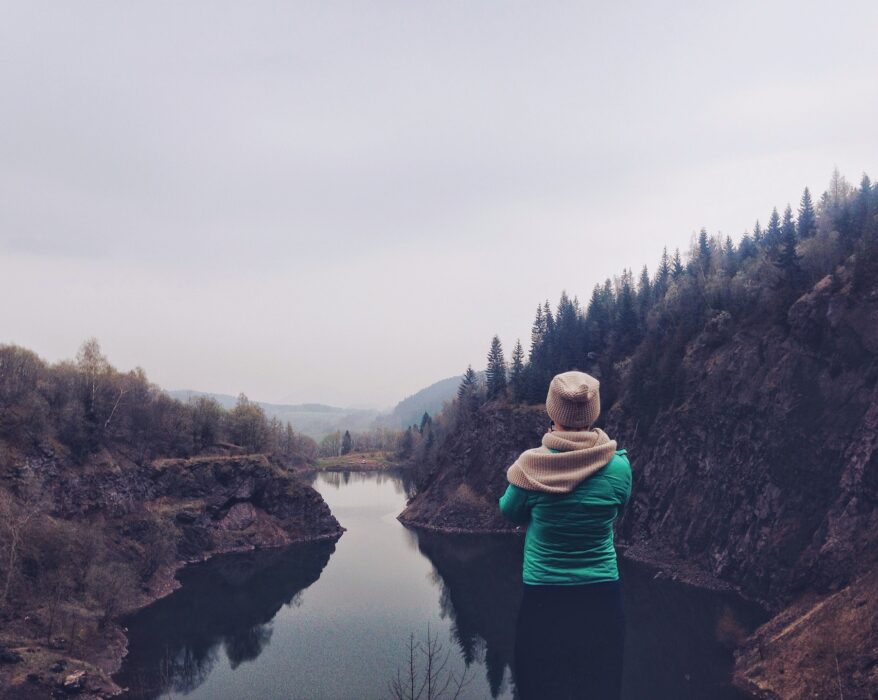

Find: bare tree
[0,481,44,607]
[388,624,473,700]
[86,561,137,628]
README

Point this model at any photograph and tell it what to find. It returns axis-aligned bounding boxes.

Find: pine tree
[543,301,555,337]
[856,174,875,236]
[671,248,684,279]
[554,291,580,371]
[637,265,652,320]
[341,430,352,455]
[614,269,639,354]
[601,279,616,315]
[722,235,737,274]
[723,235,735,258]
[765,208,782,251]
[739,232,756,259]
[485,335,507,400]
[418,412,432,434]
[510,339,525,399]
[753,220,763,244]
[654,247,671,298]
[457,366,477,402]
[585,284,610,354]
[528,305,545,362]
[774,217,802,285]
[697,228,712,273]
[797,187,817,239]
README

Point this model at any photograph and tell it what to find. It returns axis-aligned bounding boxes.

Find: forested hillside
[383,374,465,430]
[0,344,341,698]
[400,170,878,699]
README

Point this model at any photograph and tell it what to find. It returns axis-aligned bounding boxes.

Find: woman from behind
[499,371,631,700]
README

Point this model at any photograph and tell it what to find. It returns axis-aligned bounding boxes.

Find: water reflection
[309,468,417,498]
[116,471,765,700]
[414,531,523,698]
[618,558,766,700]
[413,531,766,700]
[116,540,335,699]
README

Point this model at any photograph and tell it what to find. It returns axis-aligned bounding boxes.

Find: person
[499,370,631,700]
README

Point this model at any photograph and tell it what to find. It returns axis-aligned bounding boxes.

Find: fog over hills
[168,390,380,439]
[168,373,469,438]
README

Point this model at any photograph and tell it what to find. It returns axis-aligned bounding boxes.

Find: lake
[116,469,764,699]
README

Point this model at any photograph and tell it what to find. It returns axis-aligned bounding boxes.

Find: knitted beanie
[545,371,601,428]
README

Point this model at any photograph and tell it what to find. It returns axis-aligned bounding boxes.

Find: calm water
[116,470,764,699]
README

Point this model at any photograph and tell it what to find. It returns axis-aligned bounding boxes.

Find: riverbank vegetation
[0,339,319,468]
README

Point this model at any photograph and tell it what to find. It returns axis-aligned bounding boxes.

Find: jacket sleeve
[614,451,632,508]
[499,484,534,525]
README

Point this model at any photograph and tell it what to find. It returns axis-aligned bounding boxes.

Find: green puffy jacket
[499,450,632,585]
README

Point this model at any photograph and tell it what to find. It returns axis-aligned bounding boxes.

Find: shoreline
[107,529,343,697]
[397,516,766,607]
[1,529,343,700]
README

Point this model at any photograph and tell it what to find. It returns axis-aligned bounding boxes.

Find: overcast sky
[2,2,876,408]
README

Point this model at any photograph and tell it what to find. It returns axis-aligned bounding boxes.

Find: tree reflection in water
[413,531,524,699]
[116,540,335,700]
[115,470,766,700]
[310,468,417,498]
[413,530,767,700]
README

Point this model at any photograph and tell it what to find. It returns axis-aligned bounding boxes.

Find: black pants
[513,581,625,700]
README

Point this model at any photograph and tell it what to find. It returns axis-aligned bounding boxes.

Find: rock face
[733,566,878,700]
[0,450,341,700]
[148,454,342,556]
[398,404,546,531]
[609,266,878,604]
[402,264,878,699]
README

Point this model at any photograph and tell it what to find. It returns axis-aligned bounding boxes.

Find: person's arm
[613,450,632,509]
[499,483,534,525]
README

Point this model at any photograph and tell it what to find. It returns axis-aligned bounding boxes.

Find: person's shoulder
[604,449,631,476]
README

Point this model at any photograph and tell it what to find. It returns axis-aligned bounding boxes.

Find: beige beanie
[546,371,601,428]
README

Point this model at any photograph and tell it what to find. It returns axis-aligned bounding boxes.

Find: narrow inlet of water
[116,469,764,699]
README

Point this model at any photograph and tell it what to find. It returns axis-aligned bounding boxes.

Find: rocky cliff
[400,262,878,699]
[609,265,878,605]
[0,448,341,700]
[398,404,545,532]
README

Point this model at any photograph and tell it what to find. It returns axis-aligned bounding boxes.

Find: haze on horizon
[2,1,876,408]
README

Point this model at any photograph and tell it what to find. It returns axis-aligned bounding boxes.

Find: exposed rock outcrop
[610,267,878,605]
[398,404,545,532]
[401,263,878,699]
[0,450,341,700]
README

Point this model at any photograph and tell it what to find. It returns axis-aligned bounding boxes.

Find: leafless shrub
[388,624,473,700]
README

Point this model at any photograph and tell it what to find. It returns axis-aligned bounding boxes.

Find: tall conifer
[637,265,652,320]
[671,248,684,279]
[510,339,525,399]
[697,228,712,273]
[765,208,782,250]
[485,335,507,400]
[798,188,817,239]
[655,247,671,298]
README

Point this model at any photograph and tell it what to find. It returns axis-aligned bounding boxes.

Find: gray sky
[2,2,876,408]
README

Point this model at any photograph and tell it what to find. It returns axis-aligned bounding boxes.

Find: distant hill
[385,372,482,429]
[168,390,379,439]
[171,372,480,437]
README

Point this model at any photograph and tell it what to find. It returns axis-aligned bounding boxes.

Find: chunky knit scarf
[506,429,618,494]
